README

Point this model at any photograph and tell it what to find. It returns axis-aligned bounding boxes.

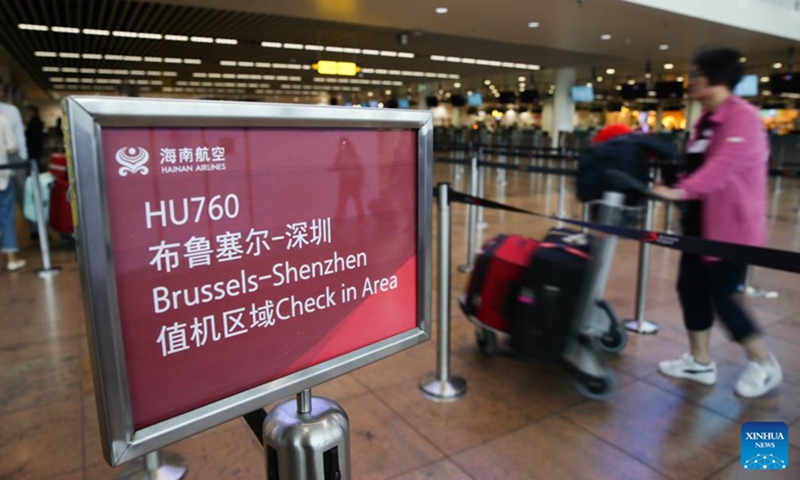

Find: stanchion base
[37,267,62,278]
[478,221,488,230]
[118,452,187,480]
[419,373,467,402]
[624,320,659,335]
[741,286,779,299]
[457,264,473,273]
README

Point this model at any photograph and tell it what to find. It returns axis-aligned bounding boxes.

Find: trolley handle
[605,169,670,202]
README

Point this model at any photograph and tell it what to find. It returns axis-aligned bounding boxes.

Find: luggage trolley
[459,191,637,399]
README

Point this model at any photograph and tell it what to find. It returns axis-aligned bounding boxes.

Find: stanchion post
[664,201,674,234]
[30,160,61,278]
[477,149,487,230]
[738,265,779,299]
[118,450,187,480]
[263,388,351,479]
[581,202,590,234]
[458,155,479,273]
[420,183,467,402]
[624,197,659,334]
[557,157,567,220]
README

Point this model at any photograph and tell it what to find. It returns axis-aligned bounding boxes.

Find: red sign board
[101,128,418,429]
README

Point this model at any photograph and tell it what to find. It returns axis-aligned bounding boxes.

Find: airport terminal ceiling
[1,0,800,101]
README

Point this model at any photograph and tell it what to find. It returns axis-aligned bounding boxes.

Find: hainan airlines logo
[116,147,150,176]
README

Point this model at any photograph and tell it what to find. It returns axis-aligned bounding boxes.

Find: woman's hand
[652,185,686,201]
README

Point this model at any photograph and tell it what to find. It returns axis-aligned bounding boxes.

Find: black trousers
[677,253,760,343]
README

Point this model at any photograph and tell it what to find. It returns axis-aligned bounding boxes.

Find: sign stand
[118,450,186,480]
[420,183,467,402]
[263,389,350,480]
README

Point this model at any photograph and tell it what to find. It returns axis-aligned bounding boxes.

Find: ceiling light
[484,79,491,85]
[60,53,80,59]
[18,24,48,31]
[606,68,616,75]
[527,22,540,28]
[220,61,237,67]
[773,62,783,69]
[215,38,238,45]
[518,76,526,82]
[586,82,593,87]
[677,76,685,82]
[165,34,188,42]
[362,49,379,55]
[367,91,374,97]
[601,34,612,40]
[42,66,60,72]
[262,41,282,48]
[435,7,449,14]
[52,26,80,34]
[615,85,623,91]
[596,76,603,82]
[659,44,669,51]
[760,76,770,83]
[164,58,182,64]
[82,53,102,60]
[663,63,674,70]
[190,36,213,43]
[454,82,461,88]
[113,31,138,38]
[739,56,747,63]
[34,51,57,57]
[385,89,392,95]
[398,52,415,59]
[381,51,399,57]
[83,28,110,36]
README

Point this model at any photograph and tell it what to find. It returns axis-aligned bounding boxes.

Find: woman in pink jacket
[653,47,782,398]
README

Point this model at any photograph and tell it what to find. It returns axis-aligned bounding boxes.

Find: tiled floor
[1,164,799,479]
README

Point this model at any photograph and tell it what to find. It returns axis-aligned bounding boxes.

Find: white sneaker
[735,355,782,398]
[6,259,26,272]
[658,353,717,385]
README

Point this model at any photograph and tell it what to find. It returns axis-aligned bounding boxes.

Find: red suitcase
[49,177,74,235]
[464,234,540,332]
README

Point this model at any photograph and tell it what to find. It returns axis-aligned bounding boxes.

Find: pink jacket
[677,95,768,250]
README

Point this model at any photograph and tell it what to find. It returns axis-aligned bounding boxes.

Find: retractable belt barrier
[0,161,31,170]
[435,156,800,179]
[437,185,800,275]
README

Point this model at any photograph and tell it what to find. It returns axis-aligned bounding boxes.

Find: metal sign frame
[64,96,433,466]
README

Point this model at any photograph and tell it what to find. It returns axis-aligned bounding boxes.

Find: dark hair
[692,47,743,91]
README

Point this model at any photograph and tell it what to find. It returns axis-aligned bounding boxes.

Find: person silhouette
[333,136,366,220]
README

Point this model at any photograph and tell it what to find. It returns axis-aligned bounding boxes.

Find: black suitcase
[507,243,589,362]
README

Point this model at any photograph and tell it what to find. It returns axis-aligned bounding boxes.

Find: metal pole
[624,197,659,334]
[420,183,466,402]
[296,388,311,414]
[458,155,479,273]
[739,265,779,299]
[557,158,567,219]
[30,160,61,277]
[775,143,785,193]
[664,202,674,234]
[581,202,590,234]
[119,450,187,480]
[477,151,487,230]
